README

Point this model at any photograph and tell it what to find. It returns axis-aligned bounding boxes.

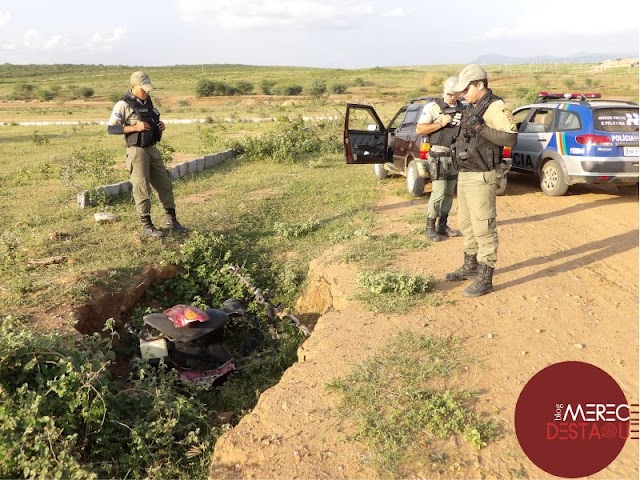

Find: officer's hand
[451,112,463,126]
[464,115,484,133]
[438,114,452,128]
[158,121,166,131]
[136,121,150,132]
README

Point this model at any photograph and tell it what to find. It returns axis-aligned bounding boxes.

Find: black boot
[425,218,440,241]
[140,215,164,238]
[165,208,189,233]
[437,214,461,237]
[463,263,494,297]
[445,253,478,281]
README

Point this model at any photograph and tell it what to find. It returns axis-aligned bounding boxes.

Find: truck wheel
[617,183,638,195]
[496,176,508,196]
[540,159,569,196]
[406,160,426,197]
[373,163,388,180]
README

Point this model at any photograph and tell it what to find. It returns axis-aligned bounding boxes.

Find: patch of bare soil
[210,174,639,479]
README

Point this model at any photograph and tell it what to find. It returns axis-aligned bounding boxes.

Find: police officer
[107,71,188,237]
[445,65,517,297]
[416,77,463,241]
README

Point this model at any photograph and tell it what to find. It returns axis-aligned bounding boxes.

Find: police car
[503,92,639,196]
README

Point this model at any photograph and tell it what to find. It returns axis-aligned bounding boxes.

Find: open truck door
[344,104,389,164]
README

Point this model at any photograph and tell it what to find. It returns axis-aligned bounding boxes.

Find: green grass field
[0,61,637,321]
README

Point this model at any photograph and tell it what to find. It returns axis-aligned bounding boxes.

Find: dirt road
[210,173,639,479]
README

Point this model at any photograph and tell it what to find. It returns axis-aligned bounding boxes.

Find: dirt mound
[73,264,179,334]
[210,179,639,479]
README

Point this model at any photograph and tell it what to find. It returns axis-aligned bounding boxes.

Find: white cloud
[0,10,11,27]
[381,8,406,17]
[86,27,127,51]
[178,0,374,29]
[88,27,126,44]
[477,0,638,40]
[24,29,41,48]
[44,34,65,49]
[22,29,71,50]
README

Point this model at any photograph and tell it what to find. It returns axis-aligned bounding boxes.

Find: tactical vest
[454,90,502,172]
[123,93,162,148]
[427,98,462,147]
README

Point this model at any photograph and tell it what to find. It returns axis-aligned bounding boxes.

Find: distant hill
[471,53,638,65]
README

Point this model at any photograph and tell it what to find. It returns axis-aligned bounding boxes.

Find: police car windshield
[593,108,639,133]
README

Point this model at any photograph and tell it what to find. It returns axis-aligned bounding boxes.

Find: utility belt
[428,148,457,180]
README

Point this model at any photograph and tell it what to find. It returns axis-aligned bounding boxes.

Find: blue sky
[0,0,638,67]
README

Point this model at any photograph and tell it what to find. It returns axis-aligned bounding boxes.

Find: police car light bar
[538,92,602,100]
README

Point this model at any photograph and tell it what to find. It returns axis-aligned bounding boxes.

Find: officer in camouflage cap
[445,64,517,297]
[107,71,188,237]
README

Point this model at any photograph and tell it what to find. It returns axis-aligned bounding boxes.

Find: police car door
[512,108,555,173]
[344,104,388,164]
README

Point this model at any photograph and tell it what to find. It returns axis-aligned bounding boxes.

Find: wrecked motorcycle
[127,264,310,385]
[128,304,237,385]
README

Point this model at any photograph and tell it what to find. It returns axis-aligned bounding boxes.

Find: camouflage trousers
[125,145,175,216]
[427,178,457,219]
[427,154,457,219]
[456,170,499,268]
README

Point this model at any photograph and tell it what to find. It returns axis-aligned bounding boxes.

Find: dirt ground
[210,172,639,479]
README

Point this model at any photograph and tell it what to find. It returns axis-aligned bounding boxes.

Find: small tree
[275,84,303,96]
[260,79,276,95]
[236,81,254,95]
[331,83,348,94]
[308,79,327,99]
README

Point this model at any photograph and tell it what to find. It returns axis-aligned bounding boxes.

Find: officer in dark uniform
[107,71,188,237]
[445,64,517,297]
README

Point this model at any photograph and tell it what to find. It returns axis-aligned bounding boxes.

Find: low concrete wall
[77,149,235,209]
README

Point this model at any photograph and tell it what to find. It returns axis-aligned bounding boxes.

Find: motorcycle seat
[143,308,230,342]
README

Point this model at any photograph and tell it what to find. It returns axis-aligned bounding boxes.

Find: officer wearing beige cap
[416,77,463,241]
[107,71,188,237]
[445,64,517,297]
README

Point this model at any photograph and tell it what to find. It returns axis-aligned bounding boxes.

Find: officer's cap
[130,71,154,92]
[453,64,487,92]
[443,77,458,95]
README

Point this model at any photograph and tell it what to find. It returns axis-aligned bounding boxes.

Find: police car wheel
[406,160,426,197]
[540,159,569,196]
[373,163,388,180]
[496,176,508,196]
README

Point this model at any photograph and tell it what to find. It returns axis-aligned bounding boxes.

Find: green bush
[357,270,433,296]
[274,84,303,96]
[227,116,341,163]
[0,317,222,479]
[236,81,254,95]
[59,146,119,191]
[196,80,253,97]
[81,87,95,98]
[9,83,36,100]
[37,86,61,101]
[307,79,327,99]
[196,79,227,97]
[31,130,50,146]
[331,83,348,94]
[260,79,276,95]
